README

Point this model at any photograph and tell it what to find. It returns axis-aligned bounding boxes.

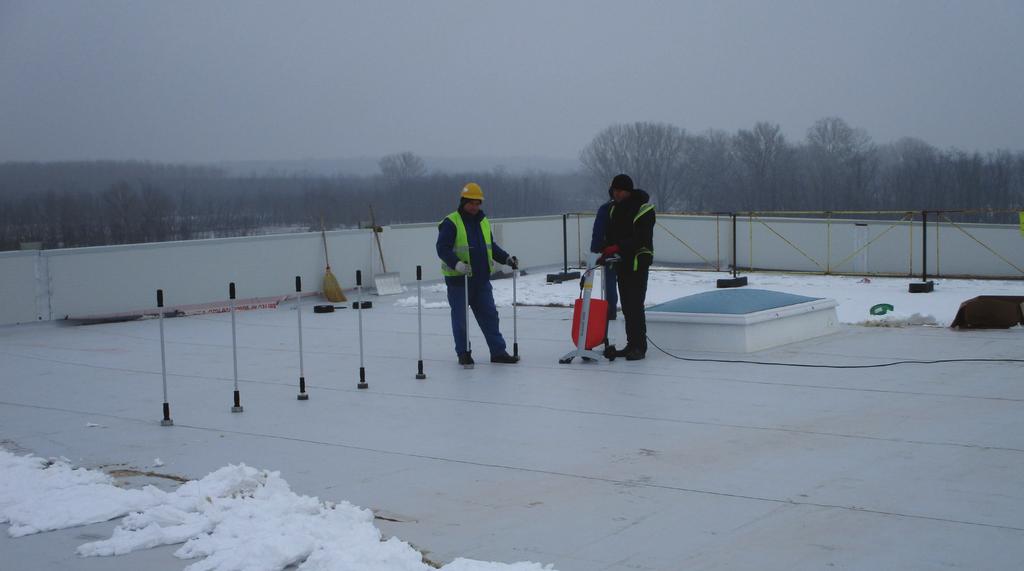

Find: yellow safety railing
[828,212,914,273]
[567,208,1022,279]
[938,212,1024,275]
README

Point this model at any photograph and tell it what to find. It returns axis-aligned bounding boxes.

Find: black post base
[357,366,368,389]
[231,390,243,413]
[415,360,426,380]
[160,402,173,426]
[717,276,748,288]
[909,280,935,293]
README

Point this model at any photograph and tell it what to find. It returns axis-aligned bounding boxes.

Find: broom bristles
[323,268,347,302]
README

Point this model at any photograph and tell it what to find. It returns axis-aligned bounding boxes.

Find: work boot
[458,351,474,366]
[625,347,646,361]
[490,352,519,364]
[608,345,631,359]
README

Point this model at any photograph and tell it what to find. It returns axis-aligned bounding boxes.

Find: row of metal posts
[156,263,517,426]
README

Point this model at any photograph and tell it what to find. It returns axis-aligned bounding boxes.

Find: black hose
[646,336,1024,369]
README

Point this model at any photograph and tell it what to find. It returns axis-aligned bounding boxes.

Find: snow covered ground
[1,267,1022,570]
[397,267,1024,327]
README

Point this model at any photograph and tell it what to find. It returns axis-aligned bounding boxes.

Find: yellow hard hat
[461,182,484,201]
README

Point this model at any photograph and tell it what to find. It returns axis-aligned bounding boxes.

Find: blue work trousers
[447,278,507,356]
[603,266,618,319]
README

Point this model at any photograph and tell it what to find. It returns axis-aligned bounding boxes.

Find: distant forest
[2,117,1022,251]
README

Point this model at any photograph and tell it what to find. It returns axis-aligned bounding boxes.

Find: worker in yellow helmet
[436,182,520,366]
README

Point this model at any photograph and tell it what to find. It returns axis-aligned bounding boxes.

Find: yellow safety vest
[440,211,494,277]
[609,203,655,270]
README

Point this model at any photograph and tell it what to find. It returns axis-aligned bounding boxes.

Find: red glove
[596,245,620,265]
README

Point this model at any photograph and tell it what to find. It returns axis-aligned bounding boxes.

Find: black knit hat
[610,174,634,192]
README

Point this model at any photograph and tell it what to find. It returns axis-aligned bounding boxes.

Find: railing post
[546,213,581,284]
[716,212,747,288]
[825,211,832,274]
[562,213,569,274]
[909,209,934,293]
[922,209,928,282]
[748,213,754,272]
[715,214,721,272]
[733,213,739,278]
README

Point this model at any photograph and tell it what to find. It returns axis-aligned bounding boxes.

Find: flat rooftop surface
[2,271,1023,570]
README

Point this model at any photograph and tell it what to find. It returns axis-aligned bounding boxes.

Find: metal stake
[295,276,308,400]
[157,289,173,426]
[415,265,426,379]
[512,266,519,359]
[357,270,368,389]
[229,282,243,412]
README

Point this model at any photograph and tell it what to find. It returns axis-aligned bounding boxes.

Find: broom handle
[369,204,387,272]
[321,227,331,268]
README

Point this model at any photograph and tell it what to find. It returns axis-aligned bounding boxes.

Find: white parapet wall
[0,251,43,324]
[0,215,566,325]
[0,213,1021,326]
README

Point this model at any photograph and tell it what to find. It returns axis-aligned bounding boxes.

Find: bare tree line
[0,163,589,251]
[581,117,1024,215]
[2,116,1023,251]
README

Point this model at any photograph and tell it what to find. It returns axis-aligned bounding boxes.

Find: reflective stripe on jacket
[609,203,655,270]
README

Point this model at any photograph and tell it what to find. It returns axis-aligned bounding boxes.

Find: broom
[321,220,346,302]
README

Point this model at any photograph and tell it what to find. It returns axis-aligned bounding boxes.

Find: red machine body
[570,298,608,350]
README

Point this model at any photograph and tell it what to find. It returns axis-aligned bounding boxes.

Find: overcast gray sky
[1,0,1022,163]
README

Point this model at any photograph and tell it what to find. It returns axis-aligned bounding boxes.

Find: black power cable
[646,336,1024,369]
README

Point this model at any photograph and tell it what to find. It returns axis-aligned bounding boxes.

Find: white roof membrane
[1,270,1022,570]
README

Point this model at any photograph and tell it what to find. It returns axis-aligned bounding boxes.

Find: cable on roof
[646,336,1024,369]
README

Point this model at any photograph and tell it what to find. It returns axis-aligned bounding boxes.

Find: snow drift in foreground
[0,449,554,571]
[0,450,167,537]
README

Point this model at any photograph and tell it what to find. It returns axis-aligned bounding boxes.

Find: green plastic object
[870,303,894,316]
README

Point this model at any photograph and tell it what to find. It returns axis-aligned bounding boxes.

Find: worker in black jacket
[597,174,655,360]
